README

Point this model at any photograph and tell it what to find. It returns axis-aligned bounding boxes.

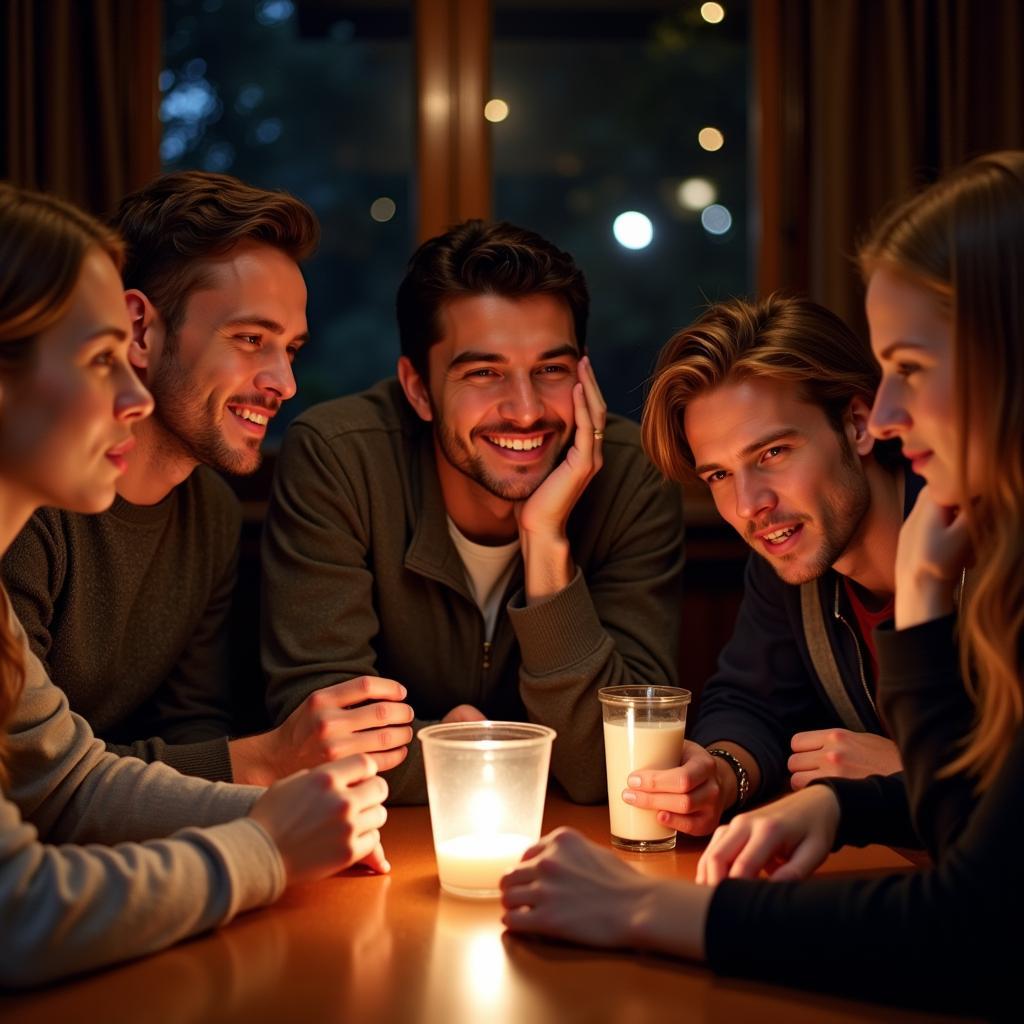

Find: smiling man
[625,295,918,835]
[261,220,685,804]
[2,171,412,786]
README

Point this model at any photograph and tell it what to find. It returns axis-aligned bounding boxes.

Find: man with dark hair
[623,295,915,836]
[4,171,413,785]
[261,220,686,804]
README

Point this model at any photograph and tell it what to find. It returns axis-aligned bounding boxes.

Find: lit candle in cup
[420,722,556,898]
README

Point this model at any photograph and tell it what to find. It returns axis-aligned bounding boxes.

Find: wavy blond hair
[0,182,123,785]
[860,152,1024,789]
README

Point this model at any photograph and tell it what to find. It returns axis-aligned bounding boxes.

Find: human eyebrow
[876,340,931,360]
[82,327,128,345]
[448,350,510,369]
[222,318,310,344]
[694,429,801,476]
[538,344,580,361]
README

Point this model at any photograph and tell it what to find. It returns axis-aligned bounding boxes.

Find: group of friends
[0,150,1019,1014]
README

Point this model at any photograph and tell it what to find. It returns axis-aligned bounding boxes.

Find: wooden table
[1,798,971,1024]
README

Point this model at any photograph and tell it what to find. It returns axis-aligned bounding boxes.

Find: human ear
[847,396,876,456]
[397,355,433,423]
[124,290,160,372]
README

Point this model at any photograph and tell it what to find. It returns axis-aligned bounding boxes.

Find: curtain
[756,0,1024,334]
[1,0,162,216]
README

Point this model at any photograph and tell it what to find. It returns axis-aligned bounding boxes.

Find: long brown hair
[0,182,124,784]
[860,151,1024,789]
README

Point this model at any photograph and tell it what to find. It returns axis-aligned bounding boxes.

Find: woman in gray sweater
[0,183,390,988]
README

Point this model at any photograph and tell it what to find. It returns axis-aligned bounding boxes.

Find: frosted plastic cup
[419,721,556,898]
[599,685,691,852]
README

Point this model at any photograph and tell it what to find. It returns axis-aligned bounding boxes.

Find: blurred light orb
[676,177,717,210]
[698,126,725,152]
[613,211,654,250]
[701,204,733,236]
[701,2,726,24]
[484,99,509,123]
[370,197,397,223]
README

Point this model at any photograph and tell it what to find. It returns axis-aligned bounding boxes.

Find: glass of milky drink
[599,685,691,852]
[419,721,556,898]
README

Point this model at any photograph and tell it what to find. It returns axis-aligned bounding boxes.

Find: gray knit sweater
[0,592,284,988]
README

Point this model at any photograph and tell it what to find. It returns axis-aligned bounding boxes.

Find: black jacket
[690,464,923,798]
[705,614,1015,1017]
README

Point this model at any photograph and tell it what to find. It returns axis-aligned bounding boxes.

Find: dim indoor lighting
[484,99,509,123]
[613,211,654,250]
[676,177,717,211]
[701,2,726,24]
[698,126,725,152]
[370,197,397,223]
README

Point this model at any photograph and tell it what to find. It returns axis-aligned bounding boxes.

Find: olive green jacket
[261,378,685,804]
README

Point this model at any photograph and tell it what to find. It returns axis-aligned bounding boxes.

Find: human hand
[696,784,841,885]
[620,741,728,835]
[895,485,973,629]
[500,827,654,948]
[442,704,487,723]
[788,729,902,789]
[501,827,711,960]
[249,754,390,886]
[231,677,414,785]
[517,355,607,540]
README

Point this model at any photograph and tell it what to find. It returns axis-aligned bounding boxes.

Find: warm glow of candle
[436,833,533,894]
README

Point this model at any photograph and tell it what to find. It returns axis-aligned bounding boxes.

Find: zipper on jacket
[832,579,879,721]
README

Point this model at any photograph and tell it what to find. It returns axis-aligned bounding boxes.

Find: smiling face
[865,267,969,506]
[685,377,872,584]
[0,247,153,513]
[404,293,579,502]
[142,242,308,475]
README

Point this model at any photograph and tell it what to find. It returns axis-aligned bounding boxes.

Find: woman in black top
[500,151,1024,1015]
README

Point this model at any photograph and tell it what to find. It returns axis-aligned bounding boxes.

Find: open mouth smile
[228,404,273,433]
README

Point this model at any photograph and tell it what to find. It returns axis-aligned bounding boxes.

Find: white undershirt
[446,517,521,642]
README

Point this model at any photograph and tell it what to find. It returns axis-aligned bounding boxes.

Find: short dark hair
[113,170,319,337]
[396,219,589,378]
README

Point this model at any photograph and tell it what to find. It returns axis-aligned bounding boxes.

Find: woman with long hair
[0,182,389,987]
[500,152,1023,1014]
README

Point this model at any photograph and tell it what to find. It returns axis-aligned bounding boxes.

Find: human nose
[734,469,776,522]
[114,363,154,422]
[497,372,544,426]
[254,347,298,402]
[868,375,910,440]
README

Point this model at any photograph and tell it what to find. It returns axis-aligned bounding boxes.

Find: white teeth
[490,436,543,451]
[765,527,797,543]
[234,409,268,426]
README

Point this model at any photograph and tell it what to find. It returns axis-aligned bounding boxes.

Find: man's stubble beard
[146,343,262,477]
[758,437,871,586]
[430,395,568,502]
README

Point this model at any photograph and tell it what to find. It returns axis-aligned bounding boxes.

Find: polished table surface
[2,797,973,1024]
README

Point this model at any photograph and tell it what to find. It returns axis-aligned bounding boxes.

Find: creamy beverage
[435,833,534,896]
[603,718,686,842]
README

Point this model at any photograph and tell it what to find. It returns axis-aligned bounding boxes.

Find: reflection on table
[0,796,974,1024]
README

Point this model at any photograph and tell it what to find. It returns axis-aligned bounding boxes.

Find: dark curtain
[756,0,1024,335]
[1,0,162,217]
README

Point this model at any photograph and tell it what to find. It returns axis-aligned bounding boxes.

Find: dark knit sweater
[2,466,241,781]
[705,615,1015,1016]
